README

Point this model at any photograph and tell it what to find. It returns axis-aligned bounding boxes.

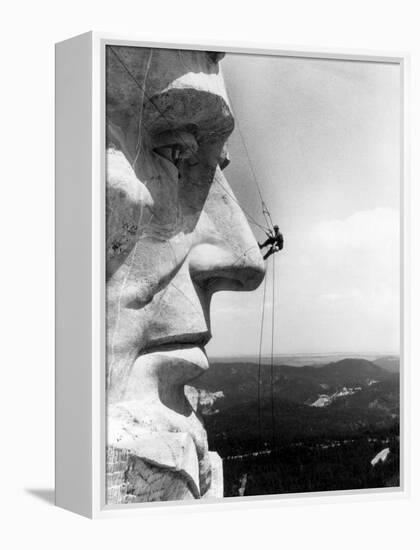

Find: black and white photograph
[105,45,401,504]
[5,0,420,547]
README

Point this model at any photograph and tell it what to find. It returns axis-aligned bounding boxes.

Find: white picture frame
[55,31,410,519]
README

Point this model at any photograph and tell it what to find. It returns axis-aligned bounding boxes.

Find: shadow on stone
[25,488,55,505]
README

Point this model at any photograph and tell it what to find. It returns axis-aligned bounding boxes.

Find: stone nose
[188,177,266,295]
[189,241,265,294]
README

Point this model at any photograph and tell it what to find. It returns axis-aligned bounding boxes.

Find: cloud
[312,207,399,252]
[309,208,399,302]
[208,207,400,356]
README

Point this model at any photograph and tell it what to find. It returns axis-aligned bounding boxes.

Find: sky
[206,53,401,358]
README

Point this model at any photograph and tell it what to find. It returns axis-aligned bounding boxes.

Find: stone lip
[140,331,211,356]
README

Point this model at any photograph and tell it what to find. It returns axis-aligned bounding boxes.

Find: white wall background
[1,1,418,548]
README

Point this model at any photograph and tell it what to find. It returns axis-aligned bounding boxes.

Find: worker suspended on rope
[258,225,284,260]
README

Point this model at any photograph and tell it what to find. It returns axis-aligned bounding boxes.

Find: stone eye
[152,130,198,168]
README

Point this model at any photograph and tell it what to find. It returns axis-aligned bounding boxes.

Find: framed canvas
[55,32,409,518]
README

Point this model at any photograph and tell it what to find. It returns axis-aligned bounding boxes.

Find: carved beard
[108,353,212,500]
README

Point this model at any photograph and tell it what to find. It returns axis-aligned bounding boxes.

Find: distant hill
[210,353,399,368]
[373,356,400,373]
[327,375,399,423]
[195,357,394,408]
[192,357,399,456]
[196,356,400,496]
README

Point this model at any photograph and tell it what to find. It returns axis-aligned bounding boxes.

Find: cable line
[224,86,275,232]
[270,254,277,450]
[257,267,268,449]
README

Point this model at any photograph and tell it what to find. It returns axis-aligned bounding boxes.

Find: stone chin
[107,346,214,500]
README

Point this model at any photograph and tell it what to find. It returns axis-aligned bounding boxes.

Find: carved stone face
[106,46,265,502]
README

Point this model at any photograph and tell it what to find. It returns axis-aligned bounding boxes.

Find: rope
[131,48,154,168]
[270,254,276,450]
[262,202,275,231]
[224,67,281,454]
[257,268,268,449]
[224,85,275,232]
[108,46,270,234]
[211,173,268,232]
